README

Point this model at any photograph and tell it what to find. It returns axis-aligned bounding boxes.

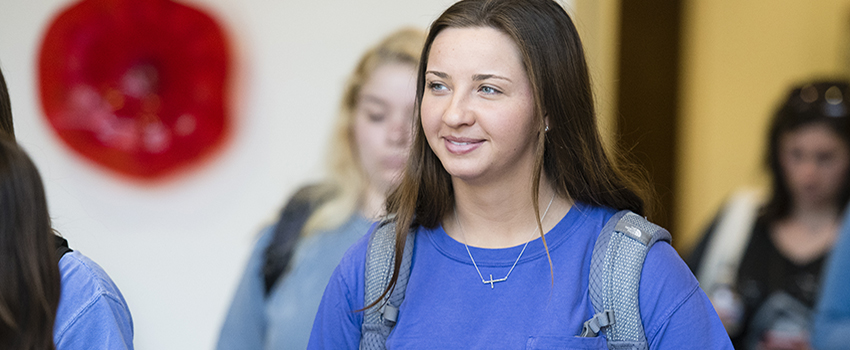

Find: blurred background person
[689,81,850,350]
[0,65,133,349]
[216,27,423,350]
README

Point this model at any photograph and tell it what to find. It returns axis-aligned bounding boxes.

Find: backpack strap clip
[580,309,616,337]
[380,304,399,324]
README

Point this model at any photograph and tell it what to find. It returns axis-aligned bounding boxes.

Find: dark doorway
[616,0,682,233]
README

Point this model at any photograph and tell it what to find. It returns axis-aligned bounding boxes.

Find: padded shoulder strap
[360,219,415,350]
[697,188,761,294]
[581,210,672,350]
[262,184,335,295]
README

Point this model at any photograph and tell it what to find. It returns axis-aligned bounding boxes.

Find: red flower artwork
[38,0,231,180]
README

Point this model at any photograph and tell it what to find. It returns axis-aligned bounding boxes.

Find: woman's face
[779,123,850,208]
[353,62,417,194]
[421,26,537,185]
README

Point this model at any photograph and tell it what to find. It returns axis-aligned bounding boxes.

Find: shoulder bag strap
[581,210,672,350]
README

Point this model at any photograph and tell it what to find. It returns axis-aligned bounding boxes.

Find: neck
[446,173,571,248]
[360,184,387,220]
[784,201,841,231]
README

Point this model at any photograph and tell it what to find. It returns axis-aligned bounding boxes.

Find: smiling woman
[307,0,733,349]
[422,27,537,192]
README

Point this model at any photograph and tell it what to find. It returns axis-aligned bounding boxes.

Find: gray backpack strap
[359,220,415,350]
[581,210,672,350]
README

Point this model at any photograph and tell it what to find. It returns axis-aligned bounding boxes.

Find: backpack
[262,184,335,295]
[359,210,671,350]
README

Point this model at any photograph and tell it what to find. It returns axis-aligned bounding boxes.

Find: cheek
[826,157,850,189]
[353,117,381,161]
[420,98,442,140]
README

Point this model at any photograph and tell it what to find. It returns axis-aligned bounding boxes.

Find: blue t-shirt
[308,202,733,349]
[812,205,850,349]
[217,214,371,350]
[55,251,134,350]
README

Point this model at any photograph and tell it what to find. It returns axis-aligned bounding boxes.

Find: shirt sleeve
[639,242,734,350]
[216,226,274,350]
[54,251,134,350]
[55,292,134,350]
[812,206,850,350]
[307,233,369,350]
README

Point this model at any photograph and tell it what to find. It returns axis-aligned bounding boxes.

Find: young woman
[308,0,731,348]
[690,81,850,350]
[216,28,423,350]
[0,65,134,350]
[0,139,59,349]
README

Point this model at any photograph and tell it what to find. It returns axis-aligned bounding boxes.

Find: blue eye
[428,82,447,92]
[479,86,501,94]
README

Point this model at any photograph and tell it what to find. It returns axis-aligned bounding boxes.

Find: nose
[442,92,474,128]
[795,157,820,184]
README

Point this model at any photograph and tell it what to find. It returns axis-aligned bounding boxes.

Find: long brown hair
[0,137,60,350]
[370,0,650,308]
[0,65,14,140]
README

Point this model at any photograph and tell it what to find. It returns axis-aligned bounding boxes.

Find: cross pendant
[482,274,507,289]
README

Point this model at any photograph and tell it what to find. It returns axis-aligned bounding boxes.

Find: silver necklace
[454,194,556,288]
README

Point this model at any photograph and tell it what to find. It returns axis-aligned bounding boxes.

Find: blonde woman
[217,28,424,350]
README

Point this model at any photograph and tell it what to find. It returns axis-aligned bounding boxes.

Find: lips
[444,136,484,155]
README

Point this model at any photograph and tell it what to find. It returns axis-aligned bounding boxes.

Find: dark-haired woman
[0,137,133,349]
[689,82,850,350]
[308,0,731,348]
[0,65,133,350]
[0,139,59,349]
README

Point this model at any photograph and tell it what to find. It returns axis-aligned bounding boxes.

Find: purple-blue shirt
[308,202,733,349]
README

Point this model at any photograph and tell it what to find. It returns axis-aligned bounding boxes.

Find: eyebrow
[425,71,512,83]
[472,74,511,83]
[425,71,448,79]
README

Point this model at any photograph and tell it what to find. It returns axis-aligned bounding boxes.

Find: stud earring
[545,125,550,132]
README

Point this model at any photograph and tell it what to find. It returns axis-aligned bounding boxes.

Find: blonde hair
[302,28,425,235]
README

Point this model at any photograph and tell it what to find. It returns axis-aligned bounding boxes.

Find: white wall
[0,0,455,348]
[1,0,583,349]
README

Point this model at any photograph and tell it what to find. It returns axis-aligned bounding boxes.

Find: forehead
[781,123,850,152]
[427,26,525,75]
[360,63,417,102]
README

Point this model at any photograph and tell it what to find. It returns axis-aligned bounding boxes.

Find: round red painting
[38,0,231,180]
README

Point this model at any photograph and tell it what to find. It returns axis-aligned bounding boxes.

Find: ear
[543,115,550,132]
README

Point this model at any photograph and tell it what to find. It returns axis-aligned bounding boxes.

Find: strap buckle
[380,304,399,324]
[580,309,615,337]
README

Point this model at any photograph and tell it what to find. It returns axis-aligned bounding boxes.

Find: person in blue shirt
[307,0,733,348]
[0,77,59,348]
[813,205,850,349]
[0,64,133,350]
[217,28,423,350]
